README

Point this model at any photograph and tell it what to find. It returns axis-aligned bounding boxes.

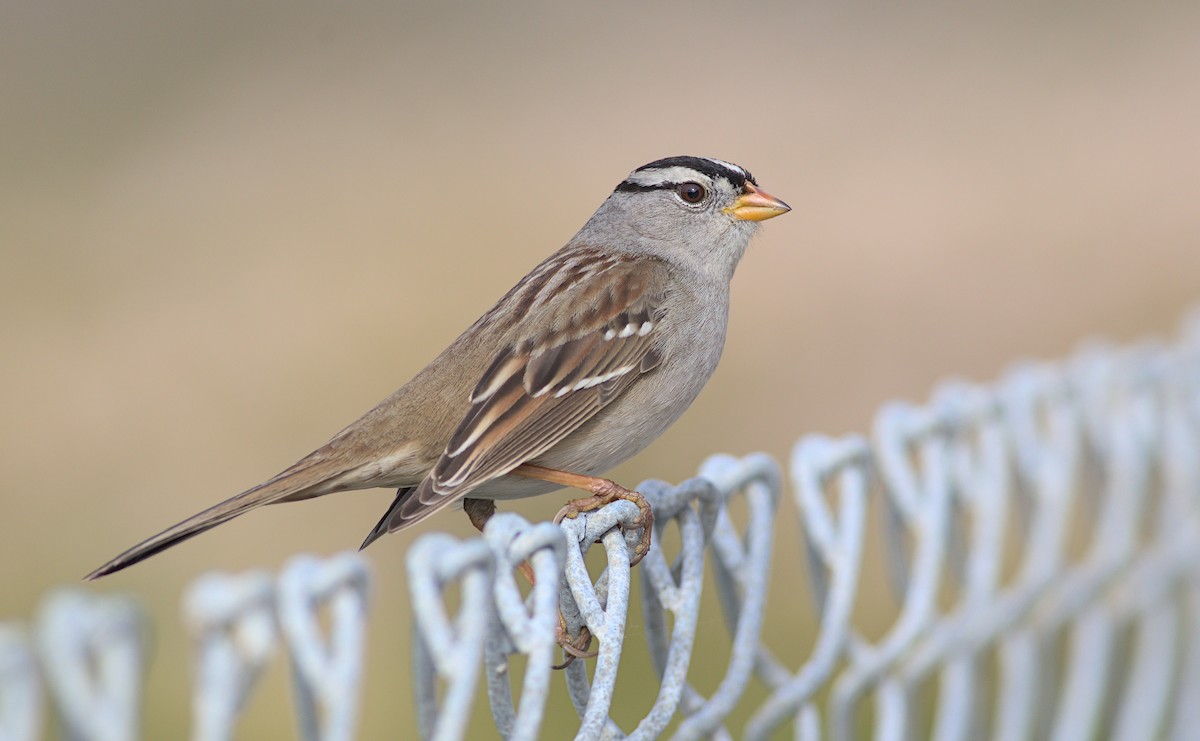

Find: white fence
[3,314,1200,740]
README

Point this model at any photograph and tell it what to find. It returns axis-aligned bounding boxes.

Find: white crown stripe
[624,166,716,189]
[703,157,746,178]
[622,158,750,190]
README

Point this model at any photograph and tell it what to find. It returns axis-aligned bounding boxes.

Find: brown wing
[376,254,668,534]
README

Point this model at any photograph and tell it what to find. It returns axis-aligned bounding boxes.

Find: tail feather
[359,480,466,551]
[85,457,349,580]
[358,487,416,551]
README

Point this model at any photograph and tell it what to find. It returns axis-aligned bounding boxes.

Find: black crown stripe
[613,156,755,193]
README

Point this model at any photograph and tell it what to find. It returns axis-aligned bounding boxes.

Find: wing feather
[394,255,669,524]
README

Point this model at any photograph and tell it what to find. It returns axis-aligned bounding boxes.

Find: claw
[511,547,597,669]
[553,483,654,566]
[507,465,655,667]
[554,618,596,669]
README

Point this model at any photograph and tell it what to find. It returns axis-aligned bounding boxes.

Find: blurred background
[2,1,1198,737]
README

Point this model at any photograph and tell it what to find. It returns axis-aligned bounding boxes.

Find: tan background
[2,1,1198,737]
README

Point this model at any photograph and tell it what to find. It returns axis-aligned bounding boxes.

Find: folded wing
[363,252,668,542]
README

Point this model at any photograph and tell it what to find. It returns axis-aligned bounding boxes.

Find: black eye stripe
[613,181,675,193]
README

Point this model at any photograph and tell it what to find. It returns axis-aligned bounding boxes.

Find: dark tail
[358,480,470,551]
[85,458,347,580]
[358,487,417,551]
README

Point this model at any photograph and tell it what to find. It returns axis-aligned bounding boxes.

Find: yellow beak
[724,182,791,222]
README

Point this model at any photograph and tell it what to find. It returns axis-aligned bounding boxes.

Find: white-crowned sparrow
[87,156,790,580]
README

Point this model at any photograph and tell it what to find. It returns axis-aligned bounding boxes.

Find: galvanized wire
[2,314,1199,739]
[0,624,41,741]
[35,591,145,741]
[184,553,372,741]
[404,316,1200,740]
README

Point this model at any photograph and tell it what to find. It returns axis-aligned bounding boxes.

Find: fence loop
[34,590,144,741]
[407,535,493,741]
[908,381,1011,740]
[1044,345,1162,741]
[558,500,637,740]
[744,436,868,741]
[828,404,952,741]
[185,570,276,741]
[622,477,715,740]
[0,624,41,741]
[277,553,371,741]
[480,515,563,741]
[669,454,780,741]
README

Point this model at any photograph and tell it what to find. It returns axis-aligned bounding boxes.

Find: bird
[86,155,790,581]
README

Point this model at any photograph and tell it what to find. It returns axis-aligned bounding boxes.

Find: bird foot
[509,539,597,669]
[553,619,596,669]
[553,481,654,567]
[476,469,654,667]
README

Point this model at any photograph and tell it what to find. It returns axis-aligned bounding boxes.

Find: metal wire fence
[3,313,1199,740]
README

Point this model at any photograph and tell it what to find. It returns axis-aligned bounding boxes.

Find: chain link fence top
[2,312,1199,739]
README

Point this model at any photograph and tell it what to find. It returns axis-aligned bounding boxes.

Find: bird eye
[676,181,707,204]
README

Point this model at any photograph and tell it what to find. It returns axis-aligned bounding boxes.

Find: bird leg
[462,495,596,665]
[462,497,496,532]
[464,496,532,581]
[467,459,660,666]
[512,464,655,567]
